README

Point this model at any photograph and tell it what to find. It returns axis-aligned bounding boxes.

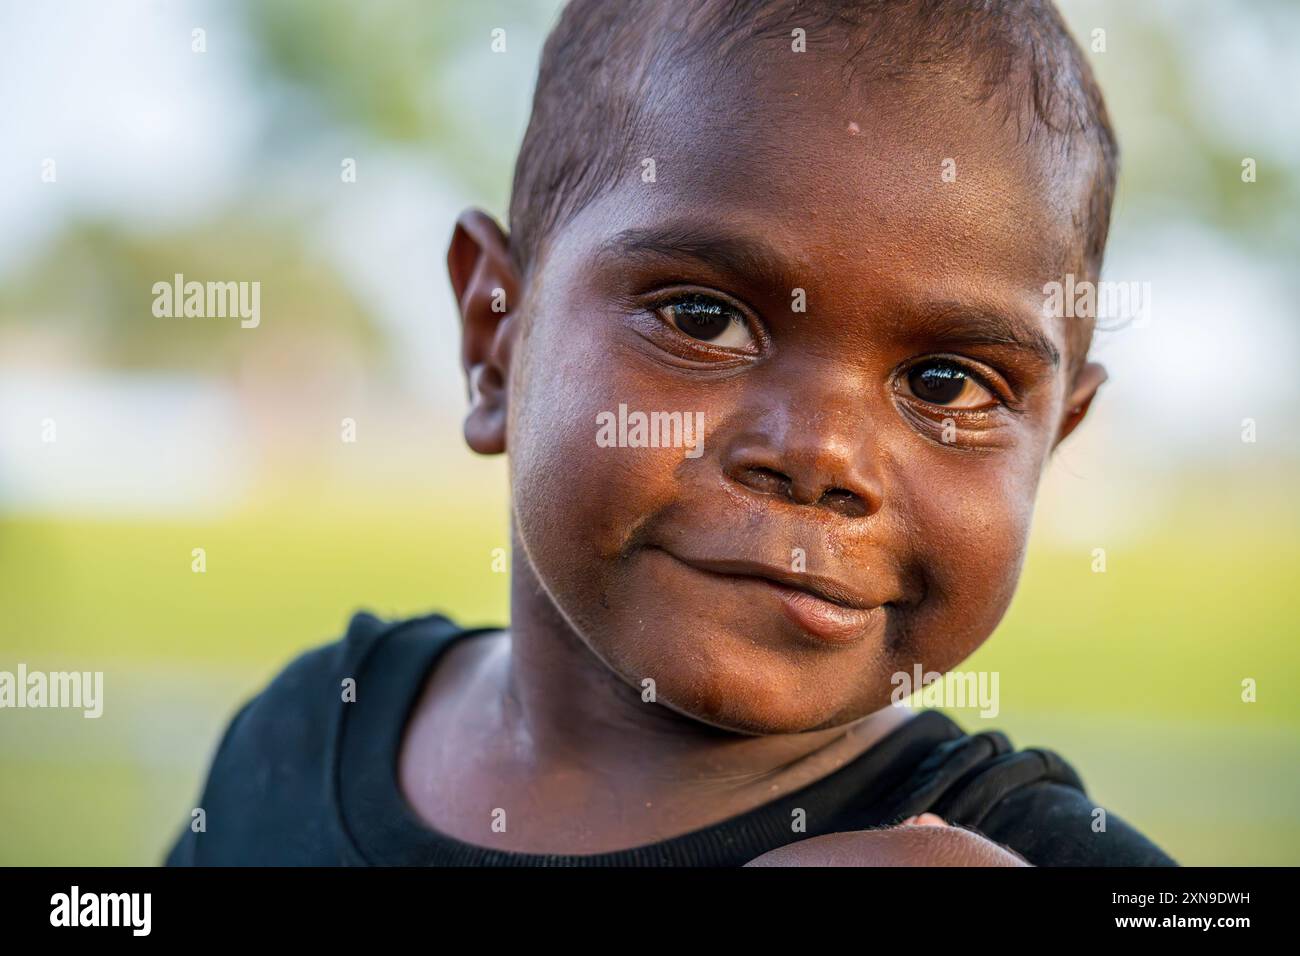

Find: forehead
[547,53,1089,336]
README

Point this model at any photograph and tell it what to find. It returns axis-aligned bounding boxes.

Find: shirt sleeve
[158,611,398,866]
[891,728,1178,867]
[161,697,256,866]
[978,780,1177,866]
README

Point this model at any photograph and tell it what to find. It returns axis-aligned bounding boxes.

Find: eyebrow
[915,302,1062,369]
[598,223,804,298]
[599,223,1061,369]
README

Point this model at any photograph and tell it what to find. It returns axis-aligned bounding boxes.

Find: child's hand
[898,813,949,827]
[742,815,1031,867]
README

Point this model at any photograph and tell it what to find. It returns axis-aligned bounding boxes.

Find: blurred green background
[1,0,1297,865]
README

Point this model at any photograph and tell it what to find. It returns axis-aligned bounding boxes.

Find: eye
[655,293,755,350]
[902,361,997,410]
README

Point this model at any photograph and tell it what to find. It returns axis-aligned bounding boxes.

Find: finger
[900,812,948,827]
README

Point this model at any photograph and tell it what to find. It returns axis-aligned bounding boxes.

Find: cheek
[506,312,688,624]
[898,449,1042,665]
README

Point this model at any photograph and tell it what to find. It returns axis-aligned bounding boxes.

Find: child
[167,0,1175,866]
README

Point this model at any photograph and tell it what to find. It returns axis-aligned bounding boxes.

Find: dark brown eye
[903,361,995,409]
[656,294,754,349]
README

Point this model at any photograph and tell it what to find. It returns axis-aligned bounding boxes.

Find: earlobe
[1054,361,1107,449]
[464,361,508,455]
[448,208,520,456]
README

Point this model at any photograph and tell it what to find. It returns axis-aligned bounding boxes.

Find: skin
[399,49,1108,861]
[745,817,1031,867]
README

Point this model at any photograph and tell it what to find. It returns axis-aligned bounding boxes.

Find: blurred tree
[0,216,383,372]
[1065,0,1298,255]
[236,0,561,206]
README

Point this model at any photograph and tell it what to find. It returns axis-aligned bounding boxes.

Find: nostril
[733,466,793,498]
[819,488,869,518]
[725,459,873,516]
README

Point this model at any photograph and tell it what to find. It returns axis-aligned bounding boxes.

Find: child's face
[458,58,1106,735]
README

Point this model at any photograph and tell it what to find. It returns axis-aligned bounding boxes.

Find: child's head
[448,0,1116,735]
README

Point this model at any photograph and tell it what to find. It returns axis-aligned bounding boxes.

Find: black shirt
[164,611,1176,866]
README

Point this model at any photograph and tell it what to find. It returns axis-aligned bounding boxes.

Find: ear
[1053,361,1107,449]
[447,208,521,455]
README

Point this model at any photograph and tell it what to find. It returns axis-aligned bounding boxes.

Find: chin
[593,619,886,736]
[657,679,874,736]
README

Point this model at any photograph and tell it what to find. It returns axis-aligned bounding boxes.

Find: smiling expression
[471,54,1104,736]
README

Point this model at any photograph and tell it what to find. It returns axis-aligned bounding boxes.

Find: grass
[2,473,1296,865]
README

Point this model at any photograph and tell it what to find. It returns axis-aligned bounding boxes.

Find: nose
[720,402,883,519]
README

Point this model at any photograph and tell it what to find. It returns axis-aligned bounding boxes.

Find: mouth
[652,548,883,646]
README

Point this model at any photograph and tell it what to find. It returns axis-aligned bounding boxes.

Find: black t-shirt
[164,611,1176,866]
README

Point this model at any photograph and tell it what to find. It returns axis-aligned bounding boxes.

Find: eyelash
[631,289,1020,414]
[899,358,1009,407]
[642,288,767,355]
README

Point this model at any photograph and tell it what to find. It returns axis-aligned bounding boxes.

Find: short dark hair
[508,0,1118,362]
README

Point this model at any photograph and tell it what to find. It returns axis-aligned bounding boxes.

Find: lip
[654,550,882,645]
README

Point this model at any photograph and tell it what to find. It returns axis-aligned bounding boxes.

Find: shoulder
[163,610,463,865]
[976,776,1176,867]
[193,609,424,788]
[884,712,1177,866]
